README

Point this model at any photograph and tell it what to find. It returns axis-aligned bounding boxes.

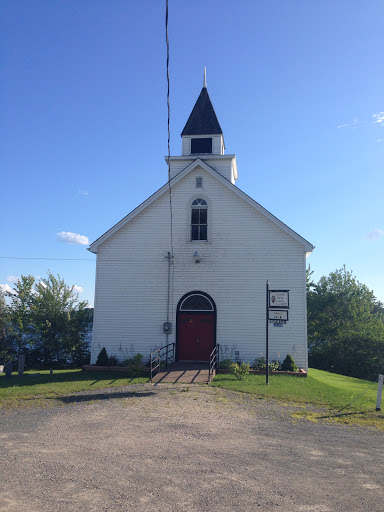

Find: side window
[191,199,208,241]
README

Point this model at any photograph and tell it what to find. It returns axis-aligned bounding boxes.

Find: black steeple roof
[181,86,223,136]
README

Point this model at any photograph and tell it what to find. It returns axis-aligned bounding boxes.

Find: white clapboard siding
[206,158,233,182]
[212,135,223,155]
[182,137,190,156]
[169,158,194,180]
[169,155,236,183]
[91,164,309,370]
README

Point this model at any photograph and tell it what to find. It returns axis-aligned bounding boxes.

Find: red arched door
[176,292,216,361]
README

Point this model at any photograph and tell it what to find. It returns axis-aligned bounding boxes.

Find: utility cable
[165,0,174,257]
[0,256,94,261]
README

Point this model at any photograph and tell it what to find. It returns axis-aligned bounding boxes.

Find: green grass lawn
[212,369,383,428]
[1,368,382,429]
[0,369,149,407]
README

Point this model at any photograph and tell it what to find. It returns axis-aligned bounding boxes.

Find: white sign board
[268,310,288,321]
[268,290,289,308]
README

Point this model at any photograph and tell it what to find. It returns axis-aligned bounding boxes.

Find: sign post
[376,374,383,412]
[266,286,290,385]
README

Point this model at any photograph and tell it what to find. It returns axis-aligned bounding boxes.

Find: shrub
[281,354,298,372]
[269,360,281,371]
[230,362,250,381]
[96,347,110,366]
[253,357,281,371]
[122,353,144,377]
[253,356,267,370]
[108,355,118,366]
[218,358,233,369]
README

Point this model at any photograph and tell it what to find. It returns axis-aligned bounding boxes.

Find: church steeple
[167,72,237,184]
[181,69,225,156]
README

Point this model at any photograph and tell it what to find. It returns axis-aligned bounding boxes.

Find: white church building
[89,79,314,370]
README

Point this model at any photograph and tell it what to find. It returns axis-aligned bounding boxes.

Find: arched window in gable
[191,198,208,241]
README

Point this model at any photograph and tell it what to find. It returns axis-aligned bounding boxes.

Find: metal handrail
[209,344,219,382]
[150,343,175,382]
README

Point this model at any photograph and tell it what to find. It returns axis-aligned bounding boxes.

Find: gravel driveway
[0,384,383,512]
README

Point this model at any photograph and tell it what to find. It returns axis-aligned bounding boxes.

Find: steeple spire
[203,66,207,88]
[181,84,222,136]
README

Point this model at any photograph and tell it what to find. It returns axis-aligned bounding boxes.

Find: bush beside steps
[84,348,147,376]
[218,354,307,377]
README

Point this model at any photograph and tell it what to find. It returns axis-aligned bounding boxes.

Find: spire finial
[203,66,207,88]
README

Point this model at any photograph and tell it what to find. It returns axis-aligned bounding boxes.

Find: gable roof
[181,87,223,136]
[89,160,315,254]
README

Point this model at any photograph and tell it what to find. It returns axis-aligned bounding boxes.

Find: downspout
[166,251,171,340]
[164,250,173,365]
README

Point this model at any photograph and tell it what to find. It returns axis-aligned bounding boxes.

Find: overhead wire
[165,0,174,257]
[0,256,94,261]
[165,0,175,337]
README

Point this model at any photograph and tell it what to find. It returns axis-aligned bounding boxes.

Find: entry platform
[151,362,213,384]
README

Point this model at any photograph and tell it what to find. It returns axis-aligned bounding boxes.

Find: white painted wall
[91,165,309,370]
[169,155,237,183]
[168,158,194,180]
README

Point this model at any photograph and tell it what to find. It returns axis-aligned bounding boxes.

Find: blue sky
[1,0,384,306]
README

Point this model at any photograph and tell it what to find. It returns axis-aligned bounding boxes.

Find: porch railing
[150,343,175,382]
[209,344,219,382]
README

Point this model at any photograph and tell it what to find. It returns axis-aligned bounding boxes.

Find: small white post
[376,375,383,412]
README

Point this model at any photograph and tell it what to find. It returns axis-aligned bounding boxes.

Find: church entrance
[176,292,216,362]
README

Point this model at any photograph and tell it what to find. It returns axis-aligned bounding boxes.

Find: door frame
[176,291,217,362]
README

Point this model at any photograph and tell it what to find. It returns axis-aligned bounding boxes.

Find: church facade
[89,81,314,370]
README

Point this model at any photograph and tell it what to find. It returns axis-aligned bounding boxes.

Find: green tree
[64,305,93,367]
[0,288,11,362]
[306,264,315,293]
[308,266,384,380]
[6,276,36,358]
[33,272,90,368]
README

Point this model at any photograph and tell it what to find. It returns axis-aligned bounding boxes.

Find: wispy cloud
[373,112,384,125]
[367,229,384,240]
[73,285,84,293]
[7,275,20,283]
[338,112,384,130]
[77,189,89,196]
[0,284,16,294]
[57,232,89,246]
[337,118,360,129]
